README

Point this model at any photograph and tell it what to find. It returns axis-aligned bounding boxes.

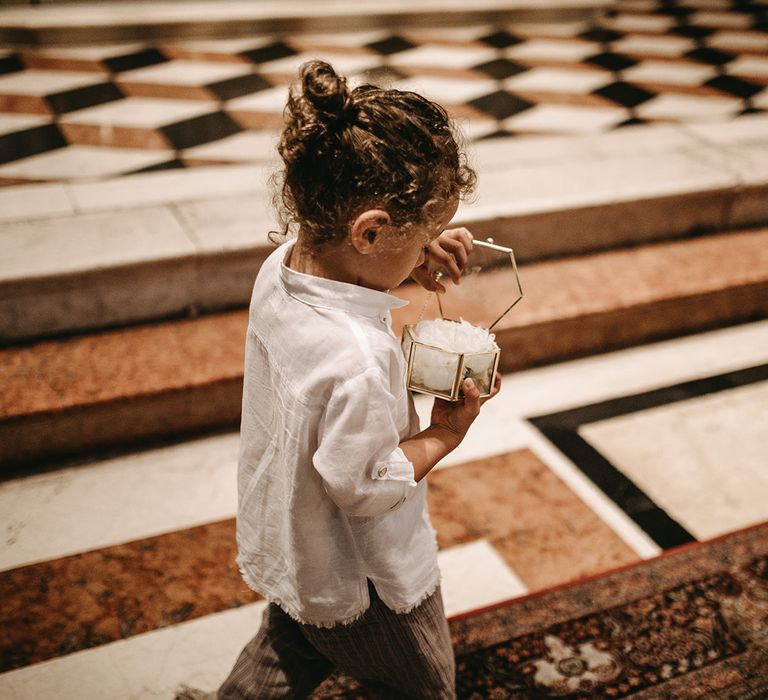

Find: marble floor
[1,0,767,698]
[1,0,767,185]
[2,320,768,698]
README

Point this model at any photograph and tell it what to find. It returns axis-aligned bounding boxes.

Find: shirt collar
[279,241,410,318]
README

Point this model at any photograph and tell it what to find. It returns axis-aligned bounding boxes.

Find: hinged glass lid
[421,238,523,330]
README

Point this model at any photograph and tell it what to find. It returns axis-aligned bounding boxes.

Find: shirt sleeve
[313,366,418,517]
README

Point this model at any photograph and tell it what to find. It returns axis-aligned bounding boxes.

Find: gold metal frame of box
[402,325,501,401]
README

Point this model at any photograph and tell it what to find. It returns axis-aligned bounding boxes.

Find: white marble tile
[507,20,590,38]
[0,433,239,572]
[182,129,279,162]
[0,69,105,96]
[439,540,527,616]
[453,116,498,142]
[0,112,49,136]
[174,190,277,254]
[31,43,145,60]
[459,146,734,220]
[165,37,279,54]
[0,206,194,281]
[291,29,387,48]
[388,44,498,70]
[615,0,659,10]
[706,30,768,53]
[0,145,173,181]
[505,38,600,63]
[611,33,696,58]
[0,182,74,222]
[503,103,628,135]
[60,96,214,127]
[503,66,610,93]
[636,92,743,121]
[726,55,768,78]
[751,89,768,110]
[68,163,269,211]
[622,59,717,86]
[690,10,755,28]
[118,60,252,86]
[226,84,289,113]
[603,13,677,34]
[404,24,495,42]
[681,112,768,145]
[391,75,497,104]
[580,381,768,541]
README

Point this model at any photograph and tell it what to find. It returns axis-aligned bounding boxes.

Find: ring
[433,271,444,281]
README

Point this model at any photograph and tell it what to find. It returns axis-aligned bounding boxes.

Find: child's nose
[416,249,426,267]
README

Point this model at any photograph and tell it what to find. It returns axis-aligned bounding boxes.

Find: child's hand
[429,372,502,444]
[411,228,473,293]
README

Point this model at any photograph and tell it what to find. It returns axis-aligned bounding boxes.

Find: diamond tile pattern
[0,0,766,185]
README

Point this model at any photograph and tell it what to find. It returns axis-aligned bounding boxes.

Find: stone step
[0,0,611,46]
[2,226,766,469]
[2,118,768,343]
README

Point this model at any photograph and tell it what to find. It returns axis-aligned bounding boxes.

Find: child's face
[368,198,459,291]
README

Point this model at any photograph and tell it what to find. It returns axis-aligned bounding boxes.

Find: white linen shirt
[236,241,441,627]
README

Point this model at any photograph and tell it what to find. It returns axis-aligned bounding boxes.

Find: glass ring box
[402,239,523,401]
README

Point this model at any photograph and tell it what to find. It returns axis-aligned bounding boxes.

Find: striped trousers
[217,582,455,699]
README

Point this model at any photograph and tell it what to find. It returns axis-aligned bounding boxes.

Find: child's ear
[349,209,391,254]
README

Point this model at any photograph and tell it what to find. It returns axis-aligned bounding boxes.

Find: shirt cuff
[372,447,417,487]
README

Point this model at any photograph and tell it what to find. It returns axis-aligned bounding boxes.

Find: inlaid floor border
[528,362,768,549]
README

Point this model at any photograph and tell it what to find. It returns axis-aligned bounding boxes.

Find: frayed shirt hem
[240,570,442,628]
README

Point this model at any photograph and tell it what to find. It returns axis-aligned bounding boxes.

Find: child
[194,60,501,700]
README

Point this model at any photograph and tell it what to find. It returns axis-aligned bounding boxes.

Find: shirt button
[377,466,388,477]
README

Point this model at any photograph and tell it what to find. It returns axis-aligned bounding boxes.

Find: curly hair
[273,60,477,249]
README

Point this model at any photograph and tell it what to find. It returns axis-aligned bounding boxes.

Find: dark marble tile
[0,123,67,165]
[479,30,523,49]
[686,46,737,66]
[207,72,272,101]
[473,58,528,80]
[364,35,415,56]
[670,24,716,39]
[584,51,638,72]
[104,48,169,74]
[579,28,625,43]
[705,74,764,98]
[655,5,695,18]
[615,116,649,128]
[468,90,534,120]
[160,110,243,150]
[594,81,656,108]
[0,53,23,75]
[44,81,124,115]
[240,40,297,64]
[129,158,186,174]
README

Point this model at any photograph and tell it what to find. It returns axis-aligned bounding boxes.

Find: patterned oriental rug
[315,522,768,699]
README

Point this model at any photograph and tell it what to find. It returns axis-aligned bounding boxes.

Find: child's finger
[462,378,481,415]
[428,243,463,284]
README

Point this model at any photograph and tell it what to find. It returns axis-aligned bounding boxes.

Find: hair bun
[300,60,357,125]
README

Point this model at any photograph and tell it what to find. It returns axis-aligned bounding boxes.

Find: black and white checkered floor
[0,0,767,185]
